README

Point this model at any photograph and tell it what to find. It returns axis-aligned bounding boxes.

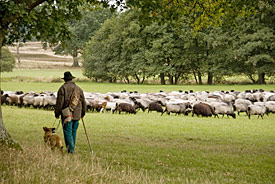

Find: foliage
[0,48,16,72]
[231,1,275,84]
[52,7,113,67]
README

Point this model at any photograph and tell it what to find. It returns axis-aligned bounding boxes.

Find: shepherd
[54,71,86,154]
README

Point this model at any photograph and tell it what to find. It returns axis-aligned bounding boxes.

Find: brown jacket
[54,81,86,120]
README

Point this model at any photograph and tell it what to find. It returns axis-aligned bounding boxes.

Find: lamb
[192,103,214,117]
[148,102,163,113]
[116,103,136,114]
[247,104,267,119]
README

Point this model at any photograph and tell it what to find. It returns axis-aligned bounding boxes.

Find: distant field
[7,42,74,68]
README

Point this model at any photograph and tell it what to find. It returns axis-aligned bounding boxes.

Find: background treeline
[60,2,275,85]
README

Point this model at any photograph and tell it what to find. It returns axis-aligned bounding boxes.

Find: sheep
[43,94,56,110]
[1,94,9,105]
[233,99,252,115]
[162,102,191,115]
[267,95,275,101]
[148,102,163,113]
[116,103,136,114]
[86,99,104,112]
[254,101,275,114]
[100,101,117,114]
[210,102,236,119]
[265,101,275,113]
[192,103,214,117]
[33,94,45,108]
[6,94,21,106]
[247,104,267,119]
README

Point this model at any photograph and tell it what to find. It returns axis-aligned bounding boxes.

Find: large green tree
[0,0,112,147]
[52,7,113,67]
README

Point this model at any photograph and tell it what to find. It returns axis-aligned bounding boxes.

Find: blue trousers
[62,120,79,153]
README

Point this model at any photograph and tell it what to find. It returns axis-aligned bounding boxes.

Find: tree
[0,0,113,147]
[231,2,275,84]
[52,7,113,67]
[0,47,16,72]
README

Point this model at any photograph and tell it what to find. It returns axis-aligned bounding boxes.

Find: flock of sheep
[1,89,275,119]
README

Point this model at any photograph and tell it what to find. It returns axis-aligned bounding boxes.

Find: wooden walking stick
[81,118,93,155]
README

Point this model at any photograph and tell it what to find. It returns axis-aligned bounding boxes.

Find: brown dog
[43,127,63,152]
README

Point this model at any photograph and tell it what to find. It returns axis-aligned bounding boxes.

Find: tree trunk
[125,77,130,84]
[258,73,266,84]
[193,70,198,84]
[16,41,21,66]
[168,74,174,85]
[0,31,22,149]
[72,50,80,67]
[248,74,256,84]
[198,71,203,85]
[207,72,213,85]
[160,73,165,85]
[174,75,179,85]
[134,74,140,84]
[141,76,145,84]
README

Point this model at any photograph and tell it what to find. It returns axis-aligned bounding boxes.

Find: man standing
[54,71,86,154]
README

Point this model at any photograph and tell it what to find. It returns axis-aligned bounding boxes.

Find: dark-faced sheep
[1,94,9,105]
[148,102,163,113]
[192,103,214,117]
[233,99,252,115]
[162,102,191,116]
[116,103,136,114]
[210,102,236,119]
[247,104,267,119]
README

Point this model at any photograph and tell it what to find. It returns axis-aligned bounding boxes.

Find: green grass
[1,106,275,183]
[1,69,275,93]
[1,69,275,183]
[1,80,275,94]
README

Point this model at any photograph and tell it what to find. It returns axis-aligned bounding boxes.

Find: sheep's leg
[248,114,251,119]
[100,108,104,113]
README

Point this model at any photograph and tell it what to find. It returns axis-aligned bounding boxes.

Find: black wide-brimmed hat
[62,71,75,80]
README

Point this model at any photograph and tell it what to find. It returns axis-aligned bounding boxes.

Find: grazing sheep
[265,101,275,113]
[43,94,56,110]
[100,101,117,114]
[233,99,252,115]
[148,102,163,113]
[192,103,214,117]
[116,103,136,114]
[267,95,275,101]
[162,102,191,115]
[210,102,236,119]
[6,94,20,106]
[246,104,267,119]
[1,94,9,105]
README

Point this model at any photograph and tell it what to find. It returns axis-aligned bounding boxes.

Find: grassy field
[1,68,275,183]
[1,105,275,183]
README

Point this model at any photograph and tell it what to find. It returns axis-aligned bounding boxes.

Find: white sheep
[247,104,267,119]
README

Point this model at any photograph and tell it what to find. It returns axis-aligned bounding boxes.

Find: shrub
[0,47,16,72]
